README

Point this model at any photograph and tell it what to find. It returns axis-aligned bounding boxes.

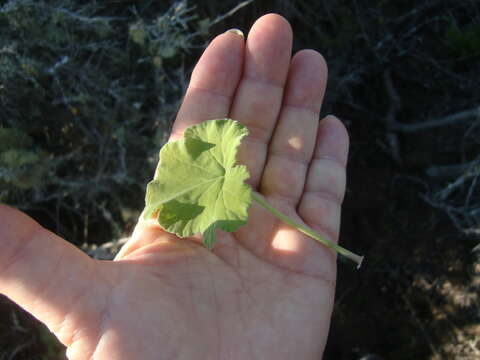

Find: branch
[426,160,479,179]
[383,69,402,164]
[384,69,401,125]
[210,0,254,26]
[391,106,480,132]
[402,293,441,359]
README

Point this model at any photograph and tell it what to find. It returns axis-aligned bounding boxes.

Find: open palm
[0,14,350,360]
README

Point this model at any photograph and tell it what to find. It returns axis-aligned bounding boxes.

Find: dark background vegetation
[1,0,479,359]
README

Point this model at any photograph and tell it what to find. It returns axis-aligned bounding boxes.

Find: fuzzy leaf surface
[145,119,252,248]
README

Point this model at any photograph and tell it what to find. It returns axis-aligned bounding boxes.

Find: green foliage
[145,119,251,249]
[0,128,33,152]
[0,149,48,189]
[129,2,203,64]
[446,23,480,57]
[38,325,66,360]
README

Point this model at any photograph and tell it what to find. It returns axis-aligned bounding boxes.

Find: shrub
[0,0,207,242]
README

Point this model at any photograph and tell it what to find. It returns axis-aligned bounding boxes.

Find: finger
[262,116,348,277]
[0,205,106,347]
[261,50,327,206]
[230,14,293,188]
[114,216,185,260]
[170,29,245,140]
[298,115,349,243]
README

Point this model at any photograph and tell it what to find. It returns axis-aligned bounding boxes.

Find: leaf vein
[157,176,224,204]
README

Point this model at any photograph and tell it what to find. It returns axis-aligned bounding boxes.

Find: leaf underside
[144,119,252,248]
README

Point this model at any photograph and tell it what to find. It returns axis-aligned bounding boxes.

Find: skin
[0,14,350,360]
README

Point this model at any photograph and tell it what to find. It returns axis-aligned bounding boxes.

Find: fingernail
[226,28,244,38]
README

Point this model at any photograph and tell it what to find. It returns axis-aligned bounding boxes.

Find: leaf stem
[252,192,364,269]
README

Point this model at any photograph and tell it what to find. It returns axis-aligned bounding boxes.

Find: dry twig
[383,69,402,164]
[391,106,480,133]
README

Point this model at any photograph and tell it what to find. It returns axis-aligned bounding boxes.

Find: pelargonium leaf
[144,119,252,248]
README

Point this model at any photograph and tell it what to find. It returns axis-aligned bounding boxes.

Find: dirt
[323,132,480,359]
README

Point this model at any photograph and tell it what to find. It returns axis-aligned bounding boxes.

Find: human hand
[0,14,349,360]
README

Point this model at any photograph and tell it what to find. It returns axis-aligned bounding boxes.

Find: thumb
[0,205,102,346]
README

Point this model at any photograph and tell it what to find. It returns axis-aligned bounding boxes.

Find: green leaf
[144,118,364,268]
[145,119,251,248]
